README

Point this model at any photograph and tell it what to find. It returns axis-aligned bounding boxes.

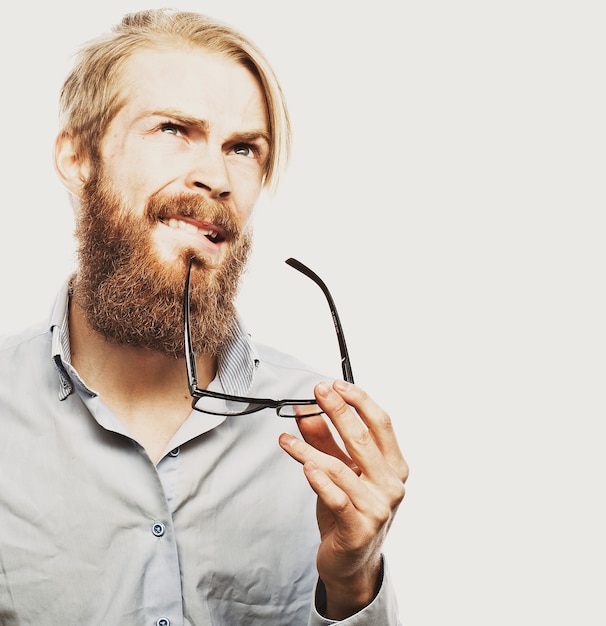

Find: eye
[232,143,257,158]
[159,122,184,136]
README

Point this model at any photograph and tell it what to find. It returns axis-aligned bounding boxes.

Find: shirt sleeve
[307,556,402,626]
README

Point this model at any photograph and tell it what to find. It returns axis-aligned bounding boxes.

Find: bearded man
[0,9,407,625]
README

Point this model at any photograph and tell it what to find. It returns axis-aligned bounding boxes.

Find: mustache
[145,193,242,240]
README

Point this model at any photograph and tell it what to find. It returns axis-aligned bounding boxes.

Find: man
[0,9,407,625]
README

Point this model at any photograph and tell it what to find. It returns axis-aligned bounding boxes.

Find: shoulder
[0,320,50,354]
[0,321,53,384]
[255,342,318,370]
[0,280,68,359]
[0,322,56,419]
[252,342,332,398]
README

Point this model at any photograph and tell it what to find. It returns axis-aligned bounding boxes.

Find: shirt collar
[49,280,259,401]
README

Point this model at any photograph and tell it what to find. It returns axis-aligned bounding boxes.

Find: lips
[159,216,227,243]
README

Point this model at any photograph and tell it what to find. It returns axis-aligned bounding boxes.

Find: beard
[71,169,253,358]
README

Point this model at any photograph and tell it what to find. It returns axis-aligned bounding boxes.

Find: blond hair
[59,9,291,191]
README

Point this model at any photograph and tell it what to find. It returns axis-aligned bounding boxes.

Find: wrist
[319,557,384,620]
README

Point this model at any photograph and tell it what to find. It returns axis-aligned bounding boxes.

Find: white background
[1,1,605,624]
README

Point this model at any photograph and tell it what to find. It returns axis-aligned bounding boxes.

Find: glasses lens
[277,403,323,418]
[193,393,323,418]
[193,394,267,416]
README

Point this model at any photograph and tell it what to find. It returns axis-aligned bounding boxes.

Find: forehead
[116,46,268,130]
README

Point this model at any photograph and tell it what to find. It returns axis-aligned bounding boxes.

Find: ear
[54,131,91,198]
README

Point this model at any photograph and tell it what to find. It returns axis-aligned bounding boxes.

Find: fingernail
[279,433,295,447]
[316,382,330,397]
[333,379,352,392]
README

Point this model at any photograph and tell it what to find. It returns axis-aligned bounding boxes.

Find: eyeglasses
[184,257,354,417]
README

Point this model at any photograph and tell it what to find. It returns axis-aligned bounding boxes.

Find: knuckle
[327,461,352,484]
[331,491,351,514]
[371,502,392,526]
[378,410,396,433]
[398,459,410,484]
[391,480,406,506]
[378,473,407,510]
[355,386,370,404]
[332,398,350,419]
[352,426,373,448]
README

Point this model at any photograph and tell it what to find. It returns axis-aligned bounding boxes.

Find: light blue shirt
[0,282,401,625]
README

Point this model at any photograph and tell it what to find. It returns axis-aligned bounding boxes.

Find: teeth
[164,218,218,240]
[183,222,198,234]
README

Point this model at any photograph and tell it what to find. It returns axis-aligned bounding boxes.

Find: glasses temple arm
[285,258,355,384]
[183,258,199,392]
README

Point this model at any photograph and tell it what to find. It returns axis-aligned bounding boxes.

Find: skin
[54,46,408,620]
[55,48,268,460]
[281,382,408,619]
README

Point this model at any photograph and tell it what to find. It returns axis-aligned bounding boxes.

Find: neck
[69,300,217,463]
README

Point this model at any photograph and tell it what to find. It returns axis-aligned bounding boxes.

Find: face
[71,46,269,357]
[99,46,270,268]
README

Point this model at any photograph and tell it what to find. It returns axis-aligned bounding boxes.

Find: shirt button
[169,447,180,457]
[151,522,165,537]
[156,619,170,626]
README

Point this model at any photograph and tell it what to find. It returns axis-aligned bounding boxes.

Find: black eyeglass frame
[183,257,354,417]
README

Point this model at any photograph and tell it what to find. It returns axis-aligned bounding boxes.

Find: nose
[185,145,231,199]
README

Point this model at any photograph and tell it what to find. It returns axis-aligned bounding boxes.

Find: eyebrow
[232,130,271,147]
[148,109,271,146]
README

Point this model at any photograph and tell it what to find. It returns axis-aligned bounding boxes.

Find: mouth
[158,216,227,244]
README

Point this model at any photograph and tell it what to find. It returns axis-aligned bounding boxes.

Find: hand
[279,379,408,620]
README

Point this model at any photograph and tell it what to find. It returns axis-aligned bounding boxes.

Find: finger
[280,429,404,528]
[304,457,395,538]
[302,461,367,535]
[313,381,390,481]
[330,380,409,484]
[280,434,380,521]
[295,414,359,472]
[314,382,408,510]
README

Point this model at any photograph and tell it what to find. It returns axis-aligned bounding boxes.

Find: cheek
[234,196,259,231]
[102,162,163,213]
[231,171,263,226]
[101,137,171,201]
